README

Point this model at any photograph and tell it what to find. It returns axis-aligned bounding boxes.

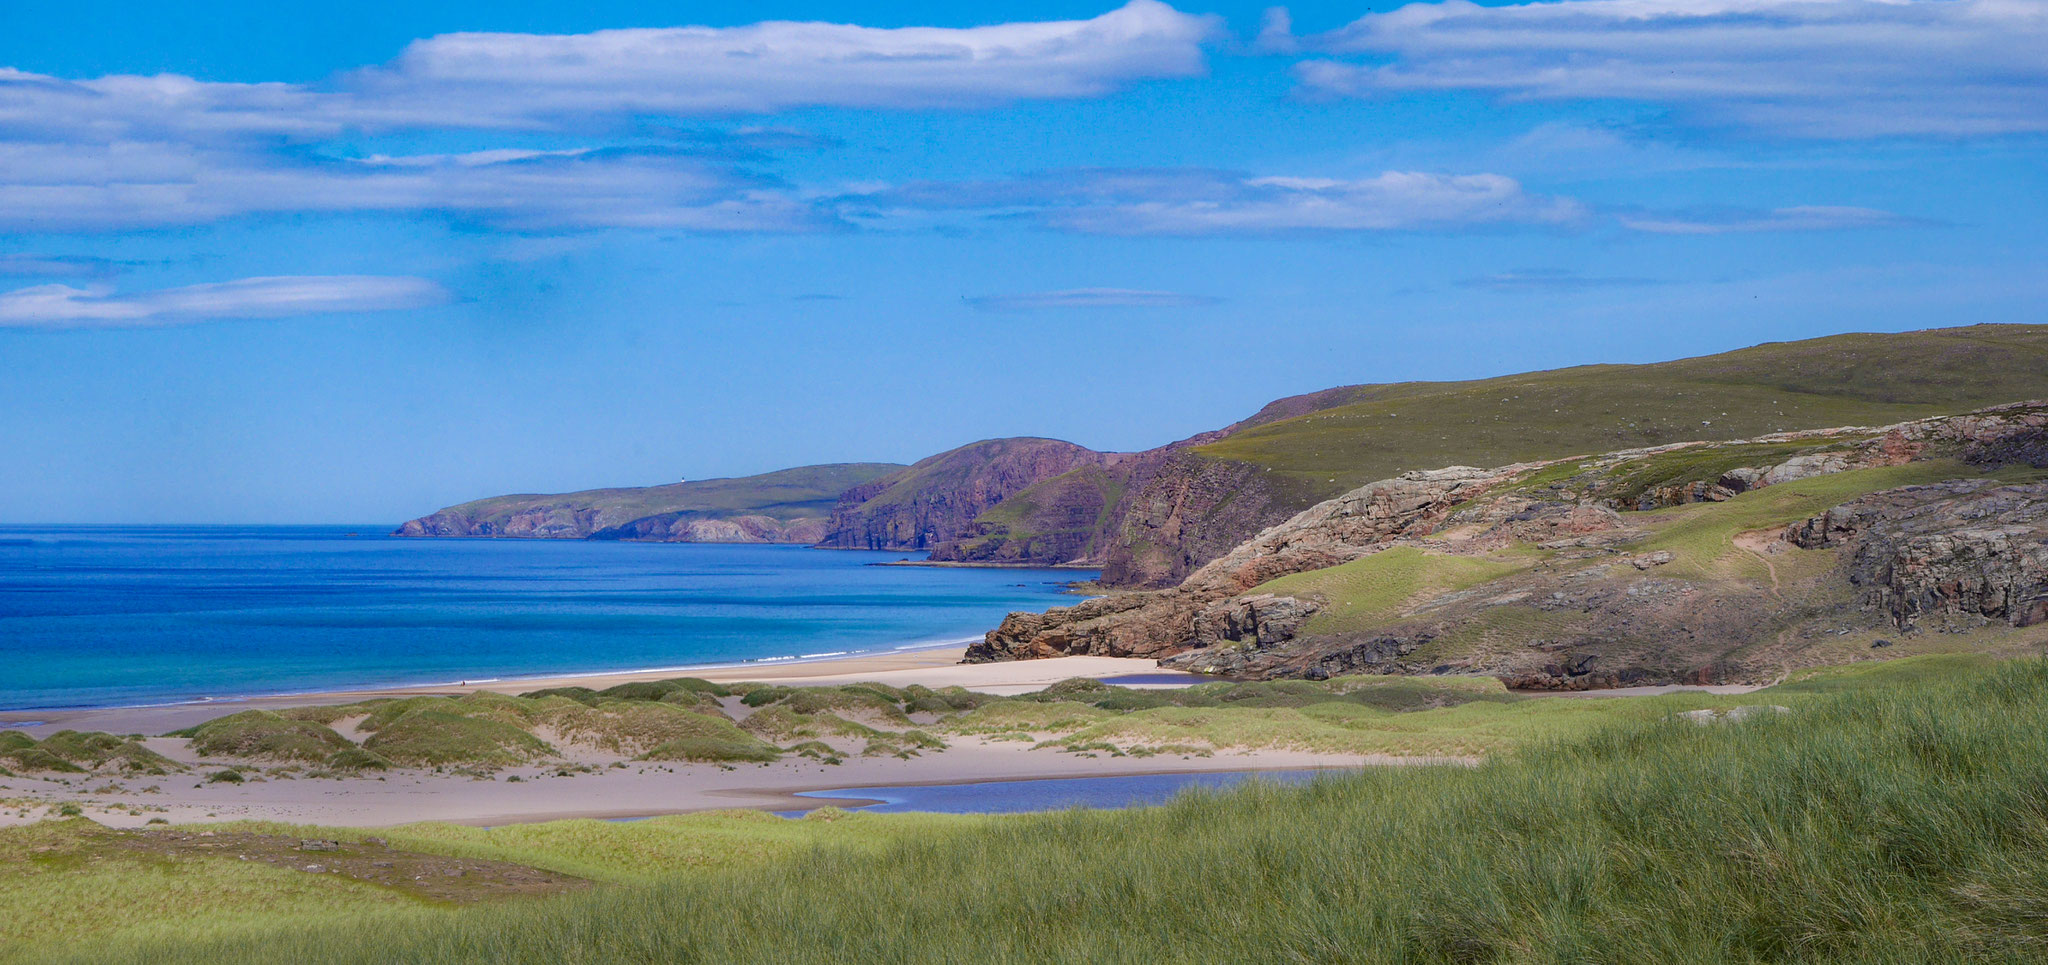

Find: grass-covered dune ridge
[67,655,2048,964]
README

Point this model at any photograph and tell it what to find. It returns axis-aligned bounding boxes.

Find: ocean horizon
[0,525,1090,712]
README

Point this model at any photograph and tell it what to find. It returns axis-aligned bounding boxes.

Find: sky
[1,0,2043,523]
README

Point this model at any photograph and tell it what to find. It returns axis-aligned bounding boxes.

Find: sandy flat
[0,737,1444,829]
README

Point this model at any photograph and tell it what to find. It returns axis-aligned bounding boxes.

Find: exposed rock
[1189,594,1320,649]
[1792,480,2048,629]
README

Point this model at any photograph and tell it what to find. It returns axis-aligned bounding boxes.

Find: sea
[0,526,1090,712]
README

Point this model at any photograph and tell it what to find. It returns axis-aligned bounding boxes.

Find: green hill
[1096,323,2048,584]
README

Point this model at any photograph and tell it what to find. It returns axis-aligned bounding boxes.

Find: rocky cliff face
[968,403,2048,686]
[1789,479,2048,630]
[816,439,1111,552]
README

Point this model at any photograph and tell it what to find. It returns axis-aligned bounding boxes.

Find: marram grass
[51,655,2048,964]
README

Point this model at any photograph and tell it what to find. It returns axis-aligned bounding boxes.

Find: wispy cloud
[0,275,448,329]
[1455,269,1663,292]
[0,143,834,233]
[1295,0,2048,138]
[966,287,1220,311]
[0,254,126,277]
[863,167,1588,235]
[1620,205,1917,235]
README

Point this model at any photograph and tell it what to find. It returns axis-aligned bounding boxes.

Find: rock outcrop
[816,439,1113,552]
[969,402,2048,687]
[1789,479,2048,630]
[965,464,1528,661]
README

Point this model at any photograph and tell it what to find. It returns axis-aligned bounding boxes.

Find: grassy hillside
[51,655,2048,964]
[397,463,905,539]
[1200,324,2048,495]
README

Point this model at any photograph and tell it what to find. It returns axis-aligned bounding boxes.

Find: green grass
[0,810,985,958]
[172,711,355,763]
[1197,324,2048,499]
[59,653,2048,964]
[1248,546,1532,634]
[0,821,420,955]
[362,711,556,769]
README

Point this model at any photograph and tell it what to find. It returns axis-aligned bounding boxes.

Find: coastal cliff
[394,463,901,543]
[815,438,1113,551]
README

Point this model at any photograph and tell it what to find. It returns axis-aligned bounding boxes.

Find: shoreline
[2,636,988,717]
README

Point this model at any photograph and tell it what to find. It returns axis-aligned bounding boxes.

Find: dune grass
[0,731,177,776]
[172,711,354,763]
[49,653,2048,964]
[362,711,556,769]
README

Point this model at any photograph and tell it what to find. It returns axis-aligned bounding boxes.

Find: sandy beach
[1,648,1434,828]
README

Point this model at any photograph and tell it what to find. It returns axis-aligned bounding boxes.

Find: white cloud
[0,3,1217,234]
[0,2,1215,145]
[1620,205,1914,234]
[1297,0,2048,137]
[0,276,447,329]
[967,287,1220,311]
[362,1,1218,121]
[863,167,1588,235]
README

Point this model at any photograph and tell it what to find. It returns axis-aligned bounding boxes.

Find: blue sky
[1,0,2043,523]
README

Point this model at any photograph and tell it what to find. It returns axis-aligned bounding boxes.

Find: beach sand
[2,649,1431,828]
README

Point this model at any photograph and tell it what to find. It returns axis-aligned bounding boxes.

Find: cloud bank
[0,276,448,328]
[1296,0,2048,137]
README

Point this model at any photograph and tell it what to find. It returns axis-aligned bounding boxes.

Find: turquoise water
[778,770,1345,816]
[0,526,1088,711]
